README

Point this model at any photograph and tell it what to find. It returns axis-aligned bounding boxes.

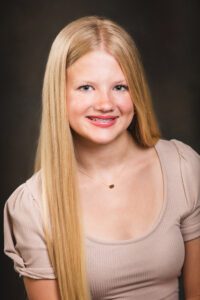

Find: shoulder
[26,170,43,205]
[3,170,56,279]
[157,138,199,166]
[170,139,200,162]
[158,138,200,208]
[167,139,200,185]
[172,139,200,207]
[157,138,199,156]
[4,170,43,220]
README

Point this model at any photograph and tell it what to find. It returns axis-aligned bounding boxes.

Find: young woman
[4,16,200,300]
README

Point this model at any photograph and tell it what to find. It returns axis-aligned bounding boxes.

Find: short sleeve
[3,181,56,279]
[172,139,200,242]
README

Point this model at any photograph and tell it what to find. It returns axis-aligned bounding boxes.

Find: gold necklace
[78,161,128,189]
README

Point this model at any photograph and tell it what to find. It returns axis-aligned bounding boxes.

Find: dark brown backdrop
[1,1,200,299]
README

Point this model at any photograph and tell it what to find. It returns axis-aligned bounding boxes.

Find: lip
[86,115,118,128]
[86,115,119,119]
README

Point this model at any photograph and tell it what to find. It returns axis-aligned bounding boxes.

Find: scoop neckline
[85,139,168,246]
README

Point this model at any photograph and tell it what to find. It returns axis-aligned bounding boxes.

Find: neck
[73,131,139,180]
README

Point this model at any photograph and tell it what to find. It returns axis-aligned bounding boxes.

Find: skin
[182,238,200,299]
[23,278,61,300]
[66,50,134,144]
[65,49,164,245]
[23,50,200,299]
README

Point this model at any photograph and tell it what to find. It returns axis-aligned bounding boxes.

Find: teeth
[90,118,114,122]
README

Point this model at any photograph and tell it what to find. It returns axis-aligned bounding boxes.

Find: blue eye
[78,85,93,91]
[114,84,129,91]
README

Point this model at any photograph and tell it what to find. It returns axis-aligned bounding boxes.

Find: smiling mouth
[87,117,116,123]
[86,116,119,121]
[85,116,119,127]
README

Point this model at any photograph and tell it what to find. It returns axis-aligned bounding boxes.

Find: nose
[94,91,114,112]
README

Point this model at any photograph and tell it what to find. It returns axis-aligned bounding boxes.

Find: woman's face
[66,50,134,145]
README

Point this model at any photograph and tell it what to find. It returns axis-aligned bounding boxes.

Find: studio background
[1,1,199,299]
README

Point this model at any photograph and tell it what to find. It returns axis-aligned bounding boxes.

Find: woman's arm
[182,238,200,299]
[23,277,61,300]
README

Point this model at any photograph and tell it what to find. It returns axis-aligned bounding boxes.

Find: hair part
[34,15,161,300]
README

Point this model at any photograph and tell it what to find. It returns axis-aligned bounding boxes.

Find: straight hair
[34,15,161,299]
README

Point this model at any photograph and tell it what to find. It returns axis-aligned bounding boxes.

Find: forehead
[66,50,125,81]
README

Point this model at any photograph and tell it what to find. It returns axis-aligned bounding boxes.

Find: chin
[86,133,122,145]
[71,127,127,145]
[92,139,115,145]
[78,135,117,146]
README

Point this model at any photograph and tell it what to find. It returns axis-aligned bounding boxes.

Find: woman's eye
[114,84,129,91]
[78,85,93,91]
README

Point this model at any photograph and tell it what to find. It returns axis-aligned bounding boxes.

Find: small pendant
[109,184,114,189]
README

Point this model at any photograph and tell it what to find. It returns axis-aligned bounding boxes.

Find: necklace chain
[78,161,128,189]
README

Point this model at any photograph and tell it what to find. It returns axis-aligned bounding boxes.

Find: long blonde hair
[34,16,160,300]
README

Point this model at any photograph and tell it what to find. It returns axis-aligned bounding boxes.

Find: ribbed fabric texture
[3,139,200,299]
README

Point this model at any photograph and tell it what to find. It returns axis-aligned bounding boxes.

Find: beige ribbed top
[4,139,200,300]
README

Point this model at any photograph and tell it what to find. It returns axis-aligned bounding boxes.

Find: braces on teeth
[91,118,113,122]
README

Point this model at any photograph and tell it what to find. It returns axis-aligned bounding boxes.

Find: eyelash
[77,84,129,91]
[78,85,93,91]
[114,84,129,91]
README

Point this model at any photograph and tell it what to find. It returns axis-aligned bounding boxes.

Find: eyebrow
[74,79,127,85]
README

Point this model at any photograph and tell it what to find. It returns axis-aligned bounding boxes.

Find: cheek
[66,95,91,127]
[118,96,134,114]
[67,93,92,113]
[66,94,78,125]
[66,94,80,115]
